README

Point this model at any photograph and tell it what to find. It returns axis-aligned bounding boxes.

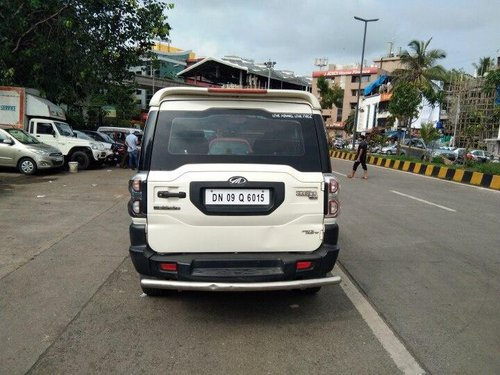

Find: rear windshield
[149,108,324,172]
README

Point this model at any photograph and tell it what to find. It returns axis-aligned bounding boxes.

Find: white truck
[0,86,107,169]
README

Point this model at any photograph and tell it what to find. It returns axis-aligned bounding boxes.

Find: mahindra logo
[228,176,247,184]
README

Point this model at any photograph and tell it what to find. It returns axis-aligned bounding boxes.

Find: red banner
[312,67,378,78]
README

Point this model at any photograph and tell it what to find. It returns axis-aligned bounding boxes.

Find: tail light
[159,262,177,272]
[296,261,313,270]
[324,174,340,218]
[128,173,147,217]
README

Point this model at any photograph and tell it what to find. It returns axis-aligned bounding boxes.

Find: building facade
[130,42,196,110]
[131,44,312,112]
[312,65,381,137]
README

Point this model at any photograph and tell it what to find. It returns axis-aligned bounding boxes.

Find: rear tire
[18,157,37,175]
[70,151,90,170]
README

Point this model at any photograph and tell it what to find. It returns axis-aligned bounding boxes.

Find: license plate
[205,189,270,205]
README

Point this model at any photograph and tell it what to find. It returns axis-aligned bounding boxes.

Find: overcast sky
[165,0,499,77]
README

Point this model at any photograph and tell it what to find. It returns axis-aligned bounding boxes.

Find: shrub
[431,156,445,165]
[476,162,500,176]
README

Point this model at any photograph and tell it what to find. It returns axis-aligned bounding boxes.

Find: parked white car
[73,130,112,163]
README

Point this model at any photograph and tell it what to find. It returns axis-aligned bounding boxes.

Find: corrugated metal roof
[177,55,311,88]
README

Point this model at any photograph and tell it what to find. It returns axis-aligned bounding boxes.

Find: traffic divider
[330,150,500,191]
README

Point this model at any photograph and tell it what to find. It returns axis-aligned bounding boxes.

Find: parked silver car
[0,126,64,175]
[467,149,494,163]
[381,143,398,155]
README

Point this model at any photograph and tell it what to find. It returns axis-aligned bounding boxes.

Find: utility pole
[264,60,276,89]
[352,16,379,150]
[314,58,328,71]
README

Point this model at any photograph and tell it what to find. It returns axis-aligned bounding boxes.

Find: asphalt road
[0,162,498,374]
[333,158,500,374]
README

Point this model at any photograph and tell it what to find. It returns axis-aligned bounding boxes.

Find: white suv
[128,88,341,295]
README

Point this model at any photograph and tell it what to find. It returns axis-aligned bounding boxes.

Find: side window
[0,132,6,142]
[37,122,54,135]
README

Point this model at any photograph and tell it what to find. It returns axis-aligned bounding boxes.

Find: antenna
[314,57,328,71]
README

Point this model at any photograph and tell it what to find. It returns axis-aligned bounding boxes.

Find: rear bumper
[140,274,341,292]
[129,223,340,291]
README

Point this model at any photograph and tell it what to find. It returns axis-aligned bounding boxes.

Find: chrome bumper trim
[140,275,341,292]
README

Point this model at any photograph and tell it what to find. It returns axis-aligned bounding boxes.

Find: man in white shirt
[125,129,139,169]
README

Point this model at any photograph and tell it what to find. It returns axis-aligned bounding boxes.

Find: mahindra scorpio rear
[128,88,341,295]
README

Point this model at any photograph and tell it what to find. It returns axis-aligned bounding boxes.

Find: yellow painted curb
[414,163,422,174]
[470,172,483,186]
[438,167,448,179]
[425,165,434,176]
[491,175,500,190]
[393,160,401,169]
[402,161,411,171]
[453,169,465,182]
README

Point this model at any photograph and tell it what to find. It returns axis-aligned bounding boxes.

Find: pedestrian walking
[125,129,139,170]
[348,134,368,179]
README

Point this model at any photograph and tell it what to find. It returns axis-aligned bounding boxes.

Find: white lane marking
[337,265,426,374]
[391,190,456,212]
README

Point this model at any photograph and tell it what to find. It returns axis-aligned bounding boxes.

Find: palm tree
[472,57,495,77]
[317,76,344,109]
[395,38,447,103]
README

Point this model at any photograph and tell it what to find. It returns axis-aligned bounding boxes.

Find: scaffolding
[446,76,499,149]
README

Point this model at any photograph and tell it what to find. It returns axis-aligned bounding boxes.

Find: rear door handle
[158,191,186,199]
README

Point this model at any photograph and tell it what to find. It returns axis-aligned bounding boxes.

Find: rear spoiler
[149,87,321,110]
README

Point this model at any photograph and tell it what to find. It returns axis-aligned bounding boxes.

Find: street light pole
[264,60,276,89]
[352,16,379,150]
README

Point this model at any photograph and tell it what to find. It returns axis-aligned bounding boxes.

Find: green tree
[483,68,500,91]
[473,57,495,77]
[344,110,355,136]
[395,38,447,104]
[461,111,486,166]
[317,76,344,109]
[420,122,440,161]
[388,81,422,153]
[0,0,173,126]
[388,81,422,130]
